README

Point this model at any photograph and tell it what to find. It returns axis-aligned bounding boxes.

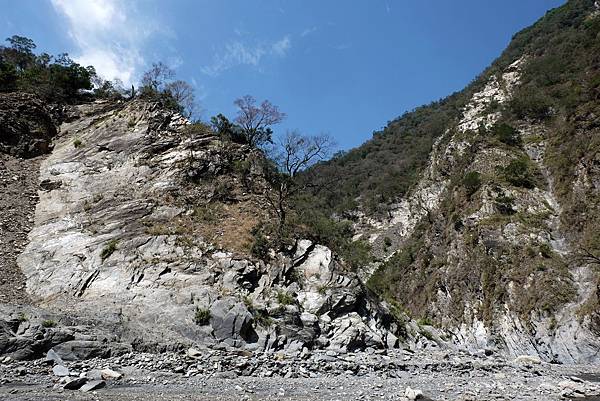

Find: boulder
[63,377,88,390]
[100,368,122,380]
[80,380,106,392]
[210,299,257,344]
[45,349,64,366]
[186,348,202,359]
[52,340,131,361]
[405,386,424,400]
[328,313,384,352]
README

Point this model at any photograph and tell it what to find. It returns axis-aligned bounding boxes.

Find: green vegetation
[495,194,516,215]
[73,138,83,148]
[100,239,119,262]
[194,307,211,326]
[276,290,295,306]
[242,296,273,327]
[41,319,57,328]
[250,226,271,260]
[0,35,94,102]
[539,243,553,258]
[489,123,522,146]
[500,158,537,189]
[462,171,482,197]
[193,204,222,223]
[417,317,434,327]
[304,96,472,216]
[252,309,273,328]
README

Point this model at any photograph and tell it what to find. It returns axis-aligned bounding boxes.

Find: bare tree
[140,62,174,92]
[265,131,334,237]
[139,62,199,119]
[164,80,197,119]
[234,95,286,147]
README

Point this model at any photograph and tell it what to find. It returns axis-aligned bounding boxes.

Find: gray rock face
[52,340,131,361]
[13,99,403,355]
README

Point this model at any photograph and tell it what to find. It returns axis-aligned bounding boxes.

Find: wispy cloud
[333,43,352,51]
[272,36,291,56]
[300,26,318,38]
[201,35,292,77]
[50,0,162,85]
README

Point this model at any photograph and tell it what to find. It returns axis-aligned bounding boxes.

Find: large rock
[210,299,257,345]
[52,340,131,361]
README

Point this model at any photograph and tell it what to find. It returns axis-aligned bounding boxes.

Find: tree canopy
[0,35,94,102]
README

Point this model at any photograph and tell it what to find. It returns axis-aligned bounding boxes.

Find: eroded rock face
[0,304,129,361]
[0,93,58,158]
[359,58,600,363]
[16,99,403,355]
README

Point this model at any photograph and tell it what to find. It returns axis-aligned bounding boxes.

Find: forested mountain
[304,0,600,362]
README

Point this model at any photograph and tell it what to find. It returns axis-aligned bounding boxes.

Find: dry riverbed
[1,348,599,400]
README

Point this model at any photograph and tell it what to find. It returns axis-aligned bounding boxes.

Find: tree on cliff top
[234,95,286,148]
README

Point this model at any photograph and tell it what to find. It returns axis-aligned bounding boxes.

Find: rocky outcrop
[0,304,130,361]
[0,93,58,158]
[361,53,600,363]
[12,99,404,357]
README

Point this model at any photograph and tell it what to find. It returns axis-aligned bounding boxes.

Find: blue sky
[1,0,565,150]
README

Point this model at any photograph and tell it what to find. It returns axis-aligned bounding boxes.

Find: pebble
[52,365,70,377]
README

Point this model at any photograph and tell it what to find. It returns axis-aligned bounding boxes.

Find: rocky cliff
[1,95,421,361]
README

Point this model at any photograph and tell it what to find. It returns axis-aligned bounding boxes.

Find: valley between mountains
[2,0,600,400]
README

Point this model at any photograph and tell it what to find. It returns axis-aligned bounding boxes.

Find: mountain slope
[307,0,600,362]
[0,95,418,360]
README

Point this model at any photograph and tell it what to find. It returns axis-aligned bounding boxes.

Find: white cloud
[300,27,318,37]
[50,0,159,85]
[201,35,292,77]
[271,36,291,56]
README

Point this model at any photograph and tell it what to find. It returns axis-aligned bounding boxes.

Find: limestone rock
[52,364,69,377]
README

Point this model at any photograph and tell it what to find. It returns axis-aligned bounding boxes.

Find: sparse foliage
[164,80,197,118]
[462,171,482,197]
[265,131,334,237]
[194,307,211,325]
[234,95,286,147]
[139,62,198,119]
[140,62,174,92]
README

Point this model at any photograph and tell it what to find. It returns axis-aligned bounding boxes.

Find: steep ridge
[0,97,420,360]
[308,0,600,363]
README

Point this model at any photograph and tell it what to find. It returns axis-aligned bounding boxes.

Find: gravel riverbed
[1,348,599,400]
